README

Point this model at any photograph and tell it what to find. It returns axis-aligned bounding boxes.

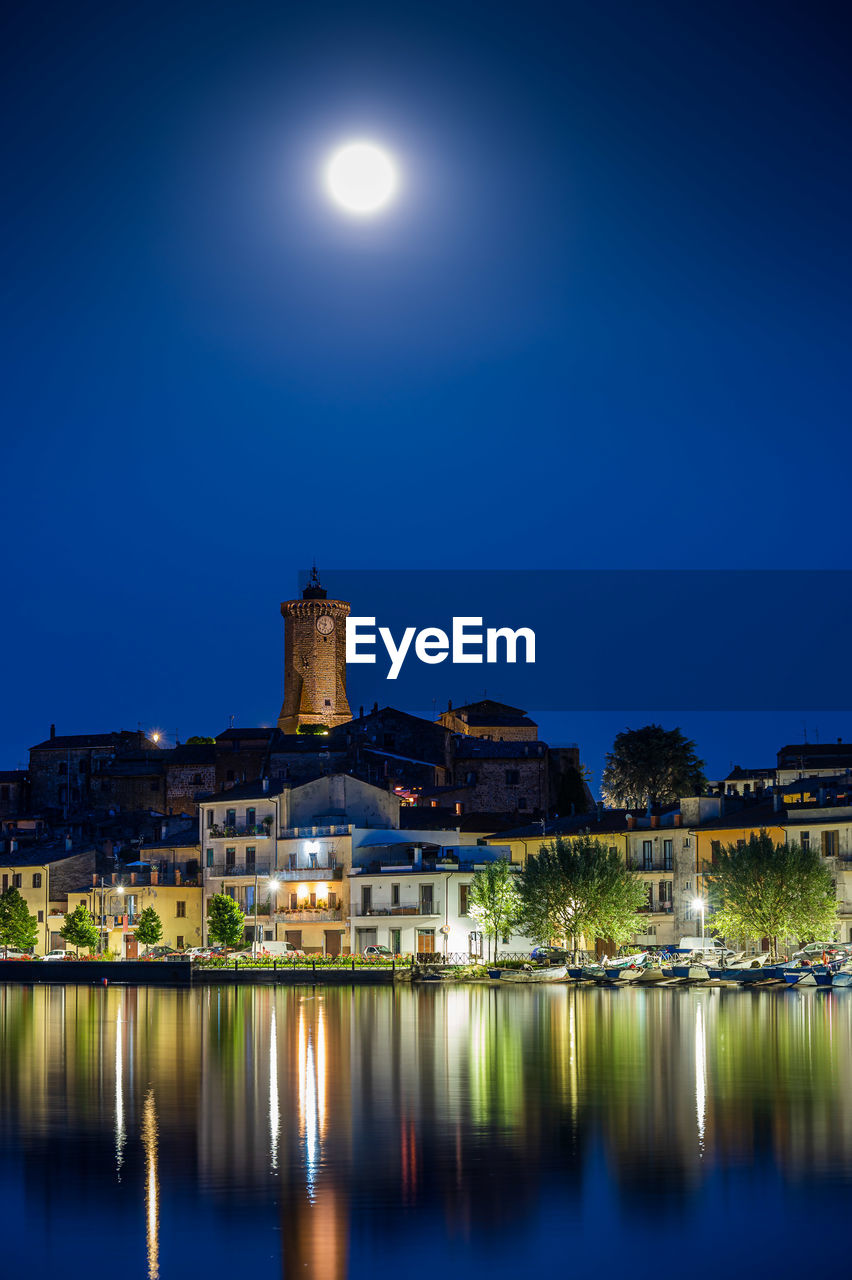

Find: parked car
[792,942,844,962]
[40,949,75,961]
[0,947,35,960]
[363,944,394,959]
[142,946,184,961]
[530,945,570,963]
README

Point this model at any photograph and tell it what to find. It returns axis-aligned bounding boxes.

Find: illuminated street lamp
[252,875,280,959]
[691,896,706,941]
[269,877,280,945]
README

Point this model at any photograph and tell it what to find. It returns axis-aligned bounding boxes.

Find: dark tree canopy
[601,723,706,809]
[517,835,647,953]
[0,887,39,954]
[705,830,837,957]
[60,903,99,954]
[135,906,163,951]
[468,859,521,963]
[207,893,246,949]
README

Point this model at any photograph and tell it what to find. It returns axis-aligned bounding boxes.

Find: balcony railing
[275,865,342,881]
[208,862,274,878]
[279,824,351,839]
[208,825,272,839]
[352,901,441,918]
[272,908,344,922]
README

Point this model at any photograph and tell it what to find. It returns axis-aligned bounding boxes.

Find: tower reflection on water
[3,985,852,1275]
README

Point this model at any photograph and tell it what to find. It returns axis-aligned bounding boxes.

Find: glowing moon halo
[324,142,398,215]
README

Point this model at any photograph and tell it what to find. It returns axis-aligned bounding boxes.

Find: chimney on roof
[773,790,783,812]
[674,814,682,827]
[626,814,636,830]
[160,821,167,840]
[650,814,660,828]
[262,777,269,793]
[50,724,56,740]
[10,838,18,854]
[92,874,98,887]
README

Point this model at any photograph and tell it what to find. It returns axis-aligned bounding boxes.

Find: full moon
[324,141,398,215]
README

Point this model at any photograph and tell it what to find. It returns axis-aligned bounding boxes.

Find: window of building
[192,774,203,786]
[206,810,213,828]
[736,839,746,850]
[289,892,298,910]
[37,910,44,923]
[246,807,256,828]
[459,883,470,916]
[206,847,214,867]
[801,831,810,852]
[226,809,236,828]
[32,873,42,888]
[225,847,236,869]
[328,891,337,909]
[285,930,302,949]
[505,769,520,785]
[176,936,184,949]
[710,840,721,860]
[663,839,673,869]
[659,880,673,906]
[518,797,528,809]
[78,759,88,774]
[822,830,840,857]
[465,770,477,785]
[642,840,653,870]
[58,762,67,776]
[455,803,463,815]
[176,901,186,918]
[391,883,400,907]
[13,874,22,888]
[246,847,256,870]
[361,886,372,915]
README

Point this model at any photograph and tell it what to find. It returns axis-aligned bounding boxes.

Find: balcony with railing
[206,860,343,880]
[279,824,352,839]
[351,900,442,918]
[207,860,275,878]
[272,907,344,922]
[207,824,272,840]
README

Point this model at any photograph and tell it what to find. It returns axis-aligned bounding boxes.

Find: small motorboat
[784,964,833,988]
[489,964,568,983]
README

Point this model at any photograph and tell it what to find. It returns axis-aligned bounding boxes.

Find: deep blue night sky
[3,0,851,781]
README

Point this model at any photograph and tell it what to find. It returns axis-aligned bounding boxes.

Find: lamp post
[691,896,706,941]
[252,875,281,959]
[269,878,279,944]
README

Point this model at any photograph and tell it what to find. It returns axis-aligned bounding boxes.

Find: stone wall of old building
[0,771,28,818]
[28,730,151,812]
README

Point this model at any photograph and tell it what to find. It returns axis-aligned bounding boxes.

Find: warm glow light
[297,883,309,901]
[315,882,328,896]
[151,732,160,743]
[268,878,280,894]
[691,897,705,912]
[325,141,398,215]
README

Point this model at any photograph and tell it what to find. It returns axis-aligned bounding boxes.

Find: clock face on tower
[316,614,334,635]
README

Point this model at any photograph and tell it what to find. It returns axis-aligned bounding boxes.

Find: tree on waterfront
[704,830,837,958]
[517,835,647,956]
[601,724,706,809]
[468,859,521,963]
[135,906,163,954]
[207,893,246,950]
[60,903,99,955]
[0,887,39,956]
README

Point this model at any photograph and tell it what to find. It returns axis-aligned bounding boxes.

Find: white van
[679,936,724,952]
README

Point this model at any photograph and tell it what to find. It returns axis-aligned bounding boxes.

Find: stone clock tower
[277,569,352,734]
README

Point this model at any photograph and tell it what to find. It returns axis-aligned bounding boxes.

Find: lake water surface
[2,982,851,1277]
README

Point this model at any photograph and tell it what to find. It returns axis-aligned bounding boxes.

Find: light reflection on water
[2,984,852,1277]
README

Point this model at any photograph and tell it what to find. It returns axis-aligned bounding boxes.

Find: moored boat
[488,964,568,983]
